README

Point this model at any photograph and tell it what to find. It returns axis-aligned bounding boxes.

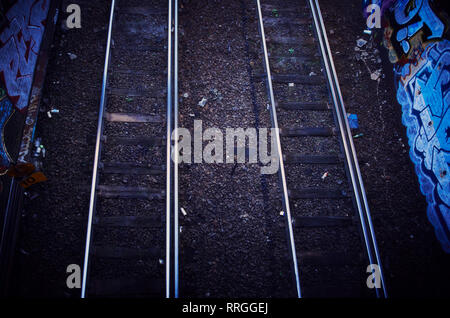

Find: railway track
[254,0,387,297]
[81,0,179,298]
[79,0,387,298]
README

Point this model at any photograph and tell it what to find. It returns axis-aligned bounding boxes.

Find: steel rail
[314,0,387,297]
[81,0,116,298]
[308,0,387,297]
[255,0,301,298]
[165,0,173,298]
[173,0,179,298]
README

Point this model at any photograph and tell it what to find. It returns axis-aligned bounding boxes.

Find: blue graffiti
[394,0,445,53]
[397,40,450,252]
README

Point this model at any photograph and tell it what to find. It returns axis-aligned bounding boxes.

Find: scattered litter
[181,207,187,216]
[370,69,381,81]
[309,71,317,76]
[240,213,249,219]
[363,29,372,35]
[347,113,359,129]
[356,38,367,48]
[159,259,164,265]
[271,9,278,17]
[67,52,77,60]
[125,97,133,102]
[198,97,207,107]
[180,226,183,233]
[183,92,189,98]
[189,113,195,117]
[48,109,59,117]
[321,172,329,181]
[33,138,43,157]
[288,82,295,87]
[288,48,294,54]
[329,29,334,35]
[20,171,47,188]
[353,133,364,139]
[280,211,284,216]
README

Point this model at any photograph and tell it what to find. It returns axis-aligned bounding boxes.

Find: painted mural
[365,0,450,252]
[0,0,49,173]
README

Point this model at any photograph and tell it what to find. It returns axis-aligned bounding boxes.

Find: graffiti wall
[0,0,49,172]
[366,0,449,252]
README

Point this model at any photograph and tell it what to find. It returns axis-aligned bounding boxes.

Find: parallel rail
[255,0,387,297]
[255,0,302,298]
[81,0,179,298]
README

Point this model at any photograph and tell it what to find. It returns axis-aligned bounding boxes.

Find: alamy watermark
[366,264,382,289]
[66,4,81,29]
[66,264,81,289]
[366,4,381,29]
[171,120,280,175]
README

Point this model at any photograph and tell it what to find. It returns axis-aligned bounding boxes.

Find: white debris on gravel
[67,52,77,60]
[371,69,382,81]
[356,38,367,48]
[198,97,207,107]
[354,36,385,82]
[181,207,187,216]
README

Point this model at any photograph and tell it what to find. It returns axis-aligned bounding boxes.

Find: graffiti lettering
[373,0,449,252]
[394,0,445,54]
